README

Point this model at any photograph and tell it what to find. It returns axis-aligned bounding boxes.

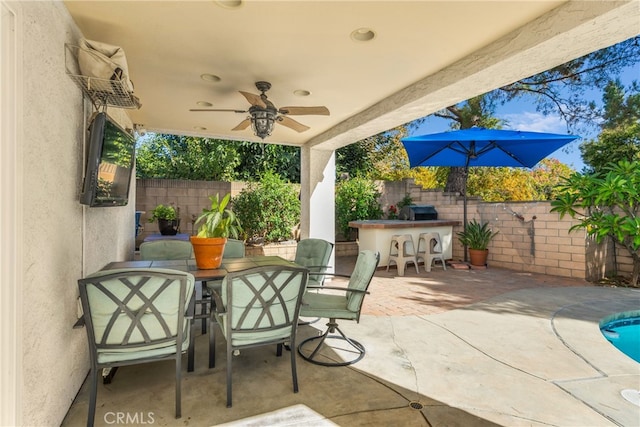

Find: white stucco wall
[13,2,135,425]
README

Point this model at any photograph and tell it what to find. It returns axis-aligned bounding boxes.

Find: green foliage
[233,171,300,243]
[194,193,242,238]
[335,177,383,238]
[457,220,499,250]
[397,194,413,209]
[336,125,417,181]
[235,142,300,182]
[493,37,640,132]
[580,80,640,171]
[531,158,576,200]
[136,134,240,181]
[148,204,177,222]
[551,160,640,285]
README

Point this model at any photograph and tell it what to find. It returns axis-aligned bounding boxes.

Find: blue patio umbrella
[401,127,579,261]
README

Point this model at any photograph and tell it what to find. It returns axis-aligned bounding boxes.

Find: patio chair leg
[297,319,366,367]
[290,336,299,393]
[209,318,216,369]
[226,345,233,407]
[87,368,98,427]
[175,356,182,418]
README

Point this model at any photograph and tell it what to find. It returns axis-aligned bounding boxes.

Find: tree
[336,125,414,180]
[429,37,640,194]
[433,96,504,193]
[235,142,300,182]
[494,36,640,133]
[530,158,575,200]
[136,134,240,181]
[335,177,383,240]
[551,160,640,286]
[580,80,640,171]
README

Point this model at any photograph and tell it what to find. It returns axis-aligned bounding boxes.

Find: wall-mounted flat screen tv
[80,112,135,207]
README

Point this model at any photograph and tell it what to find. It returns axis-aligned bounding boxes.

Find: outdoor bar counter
[349,220,460,267]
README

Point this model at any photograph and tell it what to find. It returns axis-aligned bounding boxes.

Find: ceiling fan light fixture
[250,108,276,139]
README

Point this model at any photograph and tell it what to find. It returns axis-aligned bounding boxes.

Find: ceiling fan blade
[239,91,267,108]
[189,108,247,113]
[278,106,330,116]
[232,118,252,131]
[277,116,310,133]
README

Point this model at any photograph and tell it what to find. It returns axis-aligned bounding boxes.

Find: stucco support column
[300,145,335,251]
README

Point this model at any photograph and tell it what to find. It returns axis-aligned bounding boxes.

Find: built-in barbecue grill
[398,205,438,221]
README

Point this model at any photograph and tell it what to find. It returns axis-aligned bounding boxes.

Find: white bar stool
[417,232,447,272]
[387,234,419,276]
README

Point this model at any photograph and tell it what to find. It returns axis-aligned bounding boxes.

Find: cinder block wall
[135,178,247,246]
[378,178,620,281]
[136,178,631,282]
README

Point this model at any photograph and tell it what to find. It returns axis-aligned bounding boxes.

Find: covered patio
[1,1,639,426]
[61,259,640,426]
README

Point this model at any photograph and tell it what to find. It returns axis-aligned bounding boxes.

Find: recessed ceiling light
[294,90,311,97]
[200,74,221,82]
[197,101,213,107]
[350,28,376,42]
[193,126,207,131]
[215,0,242,9]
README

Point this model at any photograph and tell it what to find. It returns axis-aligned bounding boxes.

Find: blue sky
[410,64,639,172]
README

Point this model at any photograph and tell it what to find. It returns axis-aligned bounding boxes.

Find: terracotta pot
[190,236,227,269]
[468,248,488,267]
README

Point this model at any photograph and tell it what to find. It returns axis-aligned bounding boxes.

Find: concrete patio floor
[62,257,640,426]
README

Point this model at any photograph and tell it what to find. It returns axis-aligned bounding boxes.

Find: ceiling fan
[190,81,330,139]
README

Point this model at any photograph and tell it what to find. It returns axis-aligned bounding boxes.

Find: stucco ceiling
[64,1,639,150]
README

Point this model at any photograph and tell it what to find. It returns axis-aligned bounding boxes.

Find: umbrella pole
[463,191,468,262]
[462,162,470,263]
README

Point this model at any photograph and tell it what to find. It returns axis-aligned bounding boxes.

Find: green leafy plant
[551,160,640,286]
[457,219,499,250]
[335,177,383,239]
[194,193,242,238]
[233,171,300,243]
[397,193,413,210]
[148,204,178,222]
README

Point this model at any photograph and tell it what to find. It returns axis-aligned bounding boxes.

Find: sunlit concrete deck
[62,258,640,426]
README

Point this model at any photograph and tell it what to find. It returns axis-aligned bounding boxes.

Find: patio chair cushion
[300,293,358,320]
[294,238,333,287]
[215,268,306,346]
[83,268,195,363]
[139,240,193,260]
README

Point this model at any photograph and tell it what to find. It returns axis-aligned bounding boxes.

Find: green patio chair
[209,265,309,407]
[294,238,334,287]
[139,240,193,260]
[297,250,379,366]
[77,268,195,427]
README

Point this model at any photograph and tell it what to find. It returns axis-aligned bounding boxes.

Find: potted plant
[457,219,499,266]
[148,204,180,235]
[190,193,242,269]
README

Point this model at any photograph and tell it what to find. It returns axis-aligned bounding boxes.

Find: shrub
[335,177,383,239]
[233,171,300,244]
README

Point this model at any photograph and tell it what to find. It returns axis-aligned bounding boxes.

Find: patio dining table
[104,255,299,282]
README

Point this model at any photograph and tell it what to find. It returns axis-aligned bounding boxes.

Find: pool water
[600,315,640,363]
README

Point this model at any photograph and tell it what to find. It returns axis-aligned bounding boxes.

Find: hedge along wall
[137,178,628,282]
